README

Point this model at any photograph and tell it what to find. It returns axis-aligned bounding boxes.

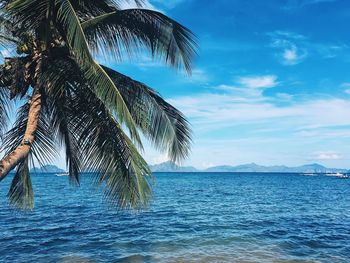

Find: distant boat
[325,172,349,179]
[302,173,317,176]
[56,173,69,177]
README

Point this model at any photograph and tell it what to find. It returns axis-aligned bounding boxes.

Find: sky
[4,0,350,169]
[111,0,350,169]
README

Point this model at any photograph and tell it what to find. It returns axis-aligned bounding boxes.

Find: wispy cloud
[169,80,350,134]
[283,0,338,10]
[164,86,350,168]
[185,69,210,84]
[268,30,347,65]
[341,83,350,95]
[237,75,279,89]
[312,151,344,160]
[268,31,308,65]
[340,83,350,87]
[213,75,279,101]
[276,93,294,101]
[282,45,306,65]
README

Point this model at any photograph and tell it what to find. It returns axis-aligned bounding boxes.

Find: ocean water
[1,172,350,263]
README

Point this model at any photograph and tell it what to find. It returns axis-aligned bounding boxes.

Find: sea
[1,172,350,263]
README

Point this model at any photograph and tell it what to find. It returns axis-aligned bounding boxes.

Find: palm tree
[0,0,197,210]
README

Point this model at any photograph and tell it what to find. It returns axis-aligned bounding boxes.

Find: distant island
[28,162,348,174]
[150,161,348,173]
[30,165,65,174]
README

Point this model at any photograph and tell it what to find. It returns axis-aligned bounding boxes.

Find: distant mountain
[150,161,198,172]
[204,163,345,173]
[205,163,272,172]
[30,165,65,174]
[151,161,347,173]
[29,162,348,174]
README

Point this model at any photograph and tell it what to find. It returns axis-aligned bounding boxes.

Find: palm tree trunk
[0,91,42,181]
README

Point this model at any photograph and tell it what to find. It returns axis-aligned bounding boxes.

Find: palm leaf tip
[103,162,153,210]
[7,158,34,210]
[68,85,153,210]
[96,136,154,210]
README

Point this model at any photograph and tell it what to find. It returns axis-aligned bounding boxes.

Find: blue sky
[112,0,350,169]
[4,0,350,169]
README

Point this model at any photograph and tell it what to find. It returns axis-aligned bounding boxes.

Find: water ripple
[1,173,350,262]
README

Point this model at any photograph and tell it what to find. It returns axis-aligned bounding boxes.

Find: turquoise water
[1,172,350,262]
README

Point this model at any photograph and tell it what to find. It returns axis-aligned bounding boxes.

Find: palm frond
[69,0,115,18]
[0,86,10,138]
[0,57,31,99]
[47,86,82,185]
[69,0,146,16]
[103,65,192,162]
[69,86,153,209]
[56,0,141,145]
[50,95,81,185]
[0,15,18,45]
[82,8,198,73]
[2,102,58,167]
[7,157,34,210]
[6,0,51,30]
[31,54,82,184]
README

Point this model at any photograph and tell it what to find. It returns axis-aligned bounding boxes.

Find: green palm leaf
[103,65,192,162]
[0,87,10,138]
[82,8,197,73]
[7,157,34,210]
[2,103,58,167]
[56,0,141,145]
[69,86,153,209]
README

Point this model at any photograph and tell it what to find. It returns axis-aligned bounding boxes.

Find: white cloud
[284,48,297,61]
[282,46,308,65]
[317,44,348,58]
[269,32,308,65]
[213,75,279,102]
[268,30,347,64]
[184,69,210,84]
[169,89,350,133]
[141,82,350,168]
[269,31,306,40]
[313,151,344,160]
[237,75,279,89]
[341,83,350,95]
[276,93,294,100]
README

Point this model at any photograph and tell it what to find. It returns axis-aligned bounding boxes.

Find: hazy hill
[30,162,347,174]
[30,165,65,174]
[151,161,347,173]
[150,161,198,172]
